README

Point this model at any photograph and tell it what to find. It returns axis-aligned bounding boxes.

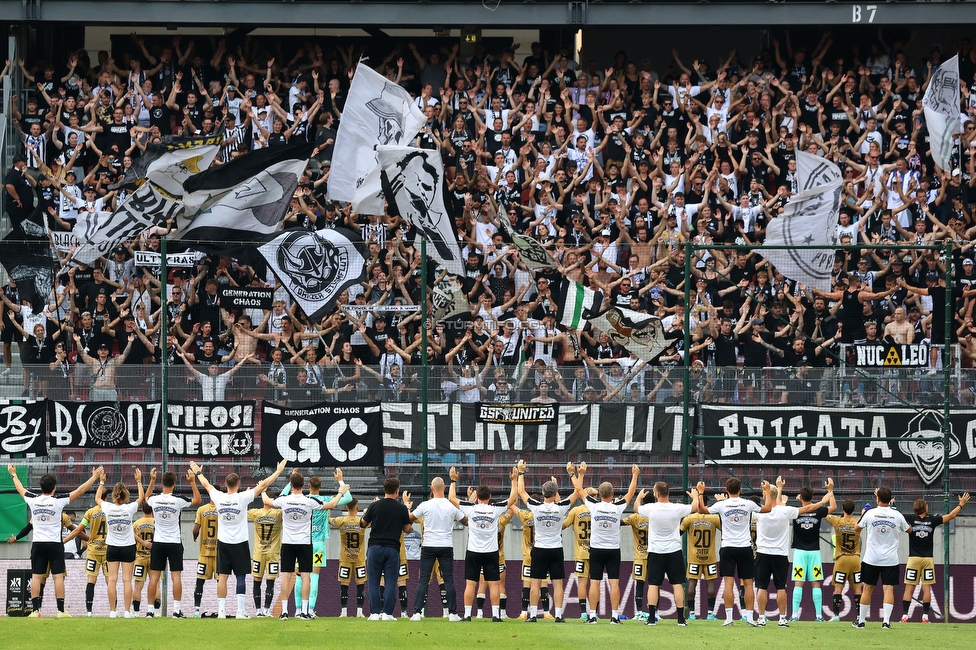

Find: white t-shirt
[24,493,71,543]
[458,500,510,553]
[412,498,464,547]
[526,497,573,549]
[102,501,140,547]
[638,501,694,554]
[755,505,800,556]
[209,487,256,545]
[273,493,324,545]
[146,493,191,544]
[710,497,762,548]
[859,506,910,566]
[585,495,629,550]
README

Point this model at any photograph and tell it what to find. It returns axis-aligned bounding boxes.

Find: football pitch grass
[2,617,971,649]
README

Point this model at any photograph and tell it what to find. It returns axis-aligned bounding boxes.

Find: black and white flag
[109,135,221,197]
[431,275,469,324]
[0,204,58,310]
[257,227,368,321]
[376,145,464,276]
[498,216,557,270]
[590,307,670,362]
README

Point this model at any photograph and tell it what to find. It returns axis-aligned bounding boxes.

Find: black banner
[218,286,274,311]
[851,343,929,367]
[701,405,976,485]
[0,401,47,457]
[48,401,162,448]
[477,404,557,424]
[167,401,256,458]
[383,403,683,454]
[261,402,384,467]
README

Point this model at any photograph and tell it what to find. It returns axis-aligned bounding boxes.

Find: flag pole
[420,237,429,491]
[159,234,169,617]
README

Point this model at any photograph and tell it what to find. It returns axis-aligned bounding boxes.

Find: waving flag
[923,54,961,173]
[590,307,669,362]
[554,279,601,331]
[0,205,57,309]
[498,216,558,270]
[110,134,221,197]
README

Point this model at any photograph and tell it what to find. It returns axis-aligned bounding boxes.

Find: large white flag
[763,151,843,292]
[923,54,961,173]
[375,145,464,276]
[331,64,426,215]
[590,307,670,362]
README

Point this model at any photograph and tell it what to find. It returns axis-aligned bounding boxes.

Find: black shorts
[754,553,789,591]
[465,550,500,582]
[217,541,252,576]
[588,548,622,581]
[530,547,565,580]
[149,542,184,572]
[107,544,137,563]
[860,562,899,587]
[719,546,756,579]
[0,321,22,344]
[31,542,66,576]
[647,550,686,586]
[281,543,313,574]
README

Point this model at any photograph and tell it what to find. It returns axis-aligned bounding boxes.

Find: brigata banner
[218,287,274,311]
[851,342,929,367]
[0,400,47,457]
[383,402,684,454]
[701,405,976,485]
[48,401,162,448]
[166,401,256,458]
[261,402,383,467]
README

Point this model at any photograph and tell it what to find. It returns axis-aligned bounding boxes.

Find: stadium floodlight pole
[420,237,429,491]
[942,238,952,622]
[159,234,170,617]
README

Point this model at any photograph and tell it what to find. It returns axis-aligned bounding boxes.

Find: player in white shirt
[698,476,773,626]
[516,459,580,623]
[189,458,288,619]
[7,463,103,617]
[269,471,349,619]
[145,468,202,618]
[406,475,466,621]
[572,462,638,625]
[852,486,911,629]
[95,467,153,618]
[635,480,702,626]
[449,465,518,621]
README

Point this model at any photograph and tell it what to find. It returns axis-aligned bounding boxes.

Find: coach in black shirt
[361,477,412,619]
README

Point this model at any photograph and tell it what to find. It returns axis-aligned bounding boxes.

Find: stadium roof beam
[3,1,976,27]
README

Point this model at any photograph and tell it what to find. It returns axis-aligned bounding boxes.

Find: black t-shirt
[361,497,411,549]
[792,505,828,551]
[907,513,944,558]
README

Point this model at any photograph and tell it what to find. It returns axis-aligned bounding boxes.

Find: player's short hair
[143,502,153,516]
[914,498,928,515]
[113,482,129,504]
[769,486,779,501]
[843,499,856,514]
[477,485,492,501]
[598,482,613,499]
[431,477,445,491]
[383,477,401,495]
[290,472,305,490]
[654,482,669,499]
[309,476,322,490]
[542,481,558,498]
[726,477,742,495]
[225,473,241,489]
[162,471,177,488]
[877,486,893,505]
[799,486,814,502]
[39,474,57,494]
[347,498,359,512]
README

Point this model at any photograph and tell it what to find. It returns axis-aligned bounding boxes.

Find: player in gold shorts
[680,507,721,621]
[63,503,107,616]
[192,502,219,617]
[247,499,282,617]
[825,498,861,622]
[564,483,595,620]
[330,499,367,618]
[623,508,650,621]
[132,503,155,615]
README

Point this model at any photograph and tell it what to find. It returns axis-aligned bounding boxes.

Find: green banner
[0,467,27,540]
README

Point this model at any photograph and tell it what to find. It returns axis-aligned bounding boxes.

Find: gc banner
[383,403,684,454]
[0,401,47,457]
[48,401,162,448]
[701,404,976,485]
[261,402,383,467]
[167,401,256,458]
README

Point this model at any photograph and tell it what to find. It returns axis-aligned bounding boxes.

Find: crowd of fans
[4,29,976,407]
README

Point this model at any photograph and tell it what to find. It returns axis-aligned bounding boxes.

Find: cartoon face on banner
[899,410,961,485]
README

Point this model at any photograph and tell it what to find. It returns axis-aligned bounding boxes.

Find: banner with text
[48,401,162,449]
[701,405,976,485]
[133,250,201,268]
[0,401,47,457]
[166,401,256,458]
[383,402,684,454]
[260,402,383,467]
[851,342,929,367]
[218,287,274,311]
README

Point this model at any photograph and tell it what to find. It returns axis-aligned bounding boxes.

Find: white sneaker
[381,613,397,621]
[368,613,381,621]
[109,611,118,619]
[410,613,423,622]
[123,612,134,619]
[217,612,227,619]
[235,611,250,620]
[339,611,348,618]
[442,610,450,619]
[449,613,463,622]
